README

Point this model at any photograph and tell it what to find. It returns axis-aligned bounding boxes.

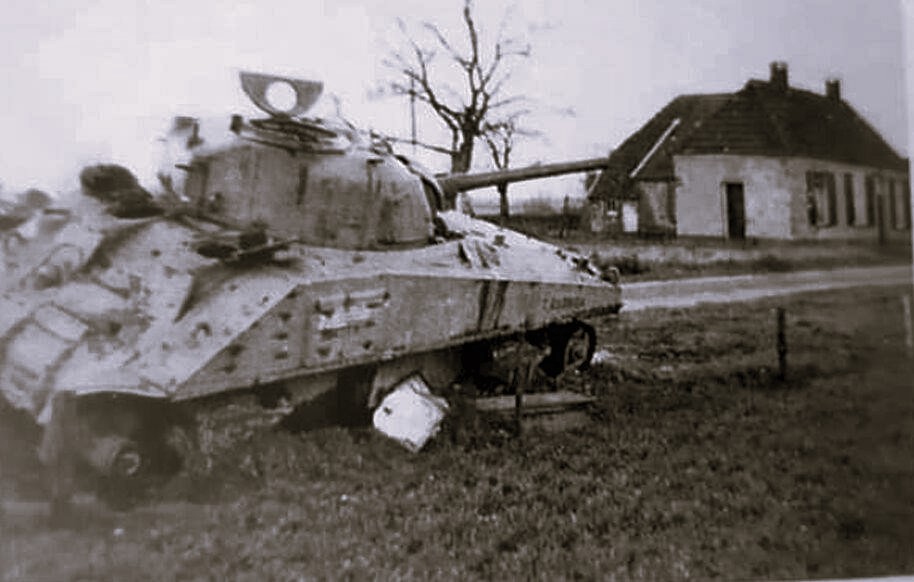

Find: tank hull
[1,204,620,506]
[2,208,619,409]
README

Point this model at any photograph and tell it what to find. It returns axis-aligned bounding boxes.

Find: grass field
[2,285,913,580]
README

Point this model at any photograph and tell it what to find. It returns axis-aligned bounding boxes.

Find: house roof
[590,73,908,200]
[592,93,729,195]
[682,80,908,172]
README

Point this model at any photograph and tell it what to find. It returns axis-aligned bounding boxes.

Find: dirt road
[623,264,912,311]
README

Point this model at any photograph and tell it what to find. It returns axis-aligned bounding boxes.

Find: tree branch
[378,1,539,175]
[421,22,470,70]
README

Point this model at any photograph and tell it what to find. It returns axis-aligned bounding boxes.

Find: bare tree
[482,111,539,222]
[381,0,531,174]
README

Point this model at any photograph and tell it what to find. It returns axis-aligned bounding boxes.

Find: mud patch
[0,402,45,501]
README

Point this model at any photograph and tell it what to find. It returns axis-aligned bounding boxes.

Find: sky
[0,0,909,207]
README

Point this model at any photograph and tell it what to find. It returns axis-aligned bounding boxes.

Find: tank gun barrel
[437,156,610,194]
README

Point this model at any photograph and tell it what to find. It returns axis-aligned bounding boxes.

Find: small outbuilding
[589,62,910,241]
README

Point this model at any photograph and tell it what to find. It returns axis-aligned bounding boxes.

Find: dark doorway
[725,183,746,240]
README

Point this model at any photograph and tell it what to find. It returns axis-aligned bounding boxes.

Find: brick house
[588,62,910,241]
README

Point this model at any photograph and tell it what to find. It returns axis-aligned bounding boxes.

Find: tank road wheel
[90,435,153,510]
[540,322,597,378]
[88,435,148,509]
[77,395,185,510]
[562,323,597,372]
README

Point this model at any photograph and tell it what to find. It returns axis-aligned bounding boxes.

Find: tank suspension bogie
[559,323,597,372]
[460,322,598,396]
[537,321,597,379]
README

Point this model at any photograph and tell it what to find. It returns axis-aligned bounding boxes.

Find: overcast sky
[0,0,909,201]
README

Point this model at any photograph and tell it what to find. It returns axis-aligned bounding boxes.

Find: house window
[865,175,876,226]
[843,173,855,226]
[826,174,837,226]
[806,171,820,226]
[888,180,897,229]
[806,171,837,227]
[904,182,912,229]
[805,193,817,226]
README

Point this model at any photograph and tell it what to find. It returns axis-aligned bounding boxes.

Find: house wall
[673,154,910,240]
[784,157,909,241]
[582,199,622,234]
[673,155,792,238]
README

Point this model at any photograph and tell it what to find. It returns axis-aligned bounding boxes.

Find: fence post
[514,373,525,438]
[777,307,787,381]
[903,294,913,357]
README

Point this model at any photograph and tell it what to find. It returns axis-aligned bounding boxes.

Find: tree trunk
[450,130,475,173]
[498,183,510,225]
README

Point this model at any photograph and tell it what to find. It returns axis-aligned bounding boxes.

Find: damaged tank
[0,72,621,507]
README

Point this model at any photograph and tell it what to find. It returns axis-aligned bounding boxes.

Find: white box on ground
[372,375,449,452]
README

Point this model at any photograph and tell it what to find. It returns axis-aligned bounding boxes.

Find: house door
[725,183,746,240]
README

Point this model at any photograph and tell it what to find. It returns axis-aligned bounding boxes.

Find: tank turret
[156,72,437,250]
[156,72,611,248]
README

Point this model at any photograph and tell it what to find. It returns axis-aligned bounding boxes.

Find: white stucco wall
[673,154,910,240]
[673,155,793,238]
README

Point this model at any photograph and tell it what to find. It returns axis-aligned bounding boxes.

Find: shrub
[750,254,793,273]
[613,254,648,275]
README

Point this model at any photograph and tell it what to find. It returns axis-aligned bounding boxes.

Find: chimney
[769,61,789,92]
[825,78,841,101]
[171,116,197,131]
